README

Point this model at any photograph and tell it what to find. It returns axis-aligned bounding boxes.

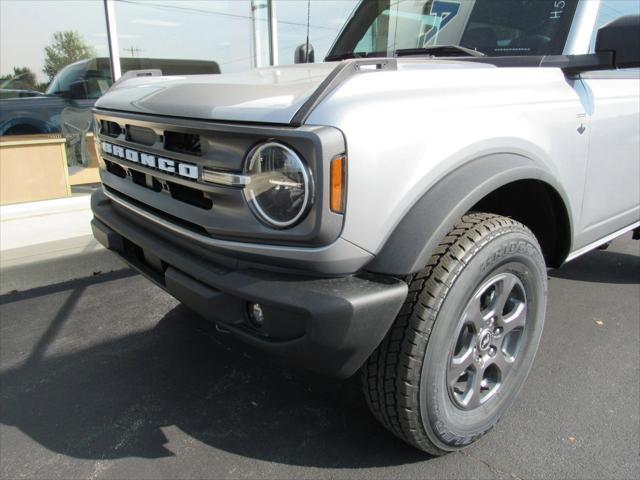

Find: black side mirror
[294,43,315,64]
[68,80,89,100]
[596,14,640,69]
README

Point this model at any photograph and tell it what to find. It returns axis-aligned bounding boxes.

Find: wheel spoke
[461,295,486,332]
[495,274,518,315]
[492,350,515,380]
[501,301,526,334]
[465,366,485,409]
[449,346,474,384]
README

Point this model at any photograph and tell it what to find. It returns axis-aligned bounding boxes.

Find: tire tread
[361,213,537,454]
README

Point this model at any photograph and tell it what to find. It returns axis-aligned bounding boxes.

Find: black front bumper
[91,190,408,378]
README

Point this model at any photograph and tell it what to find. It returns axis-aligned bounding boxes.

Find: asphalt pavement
[1,234,638,479]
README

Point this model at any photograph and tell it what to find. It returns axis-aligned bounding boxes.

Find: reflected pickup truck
[90,0,640,455]
[0,57,219,136]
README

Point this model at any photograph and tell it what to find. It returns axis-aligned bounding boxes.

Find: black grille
[130,169,162,192]
[164,131,202,156]
[100,120,122,138]
[104,159,211,210]
[105,160,126,178]
[167,181,212,209]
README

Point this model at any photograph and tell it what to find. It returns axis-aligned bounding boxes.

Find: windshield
[328,0,579,59]
[45,61,88,95]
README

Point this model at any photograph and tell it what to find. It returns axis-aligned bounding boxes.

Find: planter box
[0,133,102,206]
[0,135,71,206]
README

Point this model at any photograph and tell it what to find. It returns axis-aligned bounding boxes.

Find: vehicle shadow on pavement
[548,249,639,284]
[0,300,428,468]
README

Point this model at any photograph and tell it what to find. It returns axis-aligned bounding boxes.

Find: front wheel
[362,213,547,455]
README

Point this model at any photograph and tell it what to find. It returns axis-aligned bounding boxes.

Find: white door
[579,69,640,243]
[577,0,640,245]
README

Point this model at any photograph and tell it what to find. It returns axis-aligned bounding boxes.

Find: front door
[577,0,640,246]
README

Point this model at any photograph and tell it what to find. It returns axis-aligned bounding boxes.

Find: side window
[84,70,113,99]
[462,0,579,56]
[590,0,640,52]
[343,0,579,58]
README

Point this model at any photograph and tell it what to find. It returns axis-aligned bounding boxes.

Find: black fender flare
[366,153,573,275]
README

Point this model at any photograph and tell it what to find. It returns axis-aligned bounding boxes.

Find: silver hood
[94,63,338,124]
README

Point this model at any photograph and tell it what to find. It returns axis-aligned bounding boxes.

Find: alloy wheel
[447,272,528,410]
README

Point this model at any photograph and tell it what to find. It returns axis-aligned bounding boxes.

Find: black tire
[362,213,547,455]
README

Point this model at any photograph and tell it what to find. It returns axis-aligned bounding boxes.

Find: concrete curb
[0,195,127,294]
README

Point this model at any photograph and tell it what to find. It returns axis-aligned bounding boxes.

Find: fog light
[248,303,265,328]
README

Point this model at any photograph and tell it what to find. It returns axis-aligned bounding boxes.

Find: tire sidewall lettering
[421,228,547,450]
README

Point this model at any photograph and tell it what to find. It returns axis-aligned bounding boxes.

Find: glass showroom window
[113,0,258,75]
[590,0,640,52]
[0,0,356,206]
[275,0,359,64]
[0,0,111,205]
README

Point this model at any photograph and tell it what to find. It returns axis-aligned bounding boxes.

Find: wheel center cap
[478,329,492,351]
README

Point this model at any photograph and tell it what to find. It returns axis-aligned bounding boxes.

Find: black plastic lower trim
[91,213,407,379]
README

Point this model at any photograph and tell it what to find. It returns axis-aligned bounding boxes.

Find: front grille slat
[104,185,211,236]
[126,125,158,146]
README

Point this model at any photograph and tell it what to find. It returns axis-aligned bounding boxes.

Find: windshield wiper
[395,45,485,58]
[325,51,386,62]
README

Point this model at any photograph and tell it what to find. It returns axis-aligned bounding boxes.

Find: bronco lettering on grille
[101,142,199,180]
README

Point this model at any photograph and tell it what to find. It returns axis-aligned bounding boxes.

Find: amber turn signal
[330,155,347,213]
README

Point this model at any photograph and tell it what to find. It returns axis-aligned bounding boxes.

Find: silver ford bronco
[90,0,640,454]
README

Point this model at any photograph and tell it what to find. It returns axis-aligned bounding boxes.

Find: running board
[566,221,640,262]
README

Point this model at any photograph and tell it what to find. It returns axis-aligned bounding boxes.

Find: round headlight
[244,142,312,228]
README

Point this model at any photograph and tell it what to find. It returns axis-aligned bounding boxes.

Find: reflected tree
[0,66,40,91]
[43,30,96,80]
